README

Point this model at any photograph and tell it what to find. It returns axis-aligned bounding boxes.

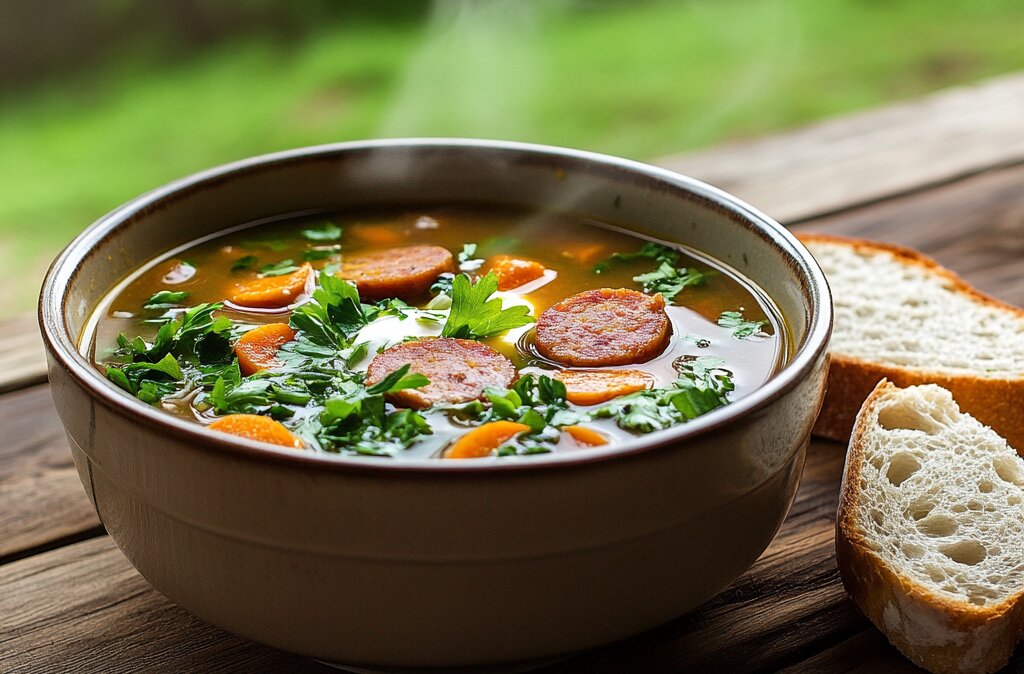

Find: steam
[378,0,554,140]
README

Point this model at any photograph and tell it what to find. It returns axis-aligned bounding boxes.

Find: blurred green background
[3,0,1023,319]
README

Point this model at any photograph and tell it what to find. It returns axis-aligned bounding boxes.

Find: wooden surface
[3,74,1024,672]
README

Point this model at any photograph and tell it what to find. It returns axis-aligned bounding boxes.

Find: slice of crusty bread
[837,381,1024,674]
[798,233,1024,452]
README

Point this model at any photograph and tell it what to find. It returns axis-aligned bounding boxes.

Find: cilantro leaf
[632,261,706,301]
[143,290,190,309]
[441,272,534,340]
[717,310,768,339]
[301,223,342,241]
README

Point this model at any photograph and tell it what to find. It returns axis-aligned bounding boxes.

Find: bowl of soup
[39,139,831,669]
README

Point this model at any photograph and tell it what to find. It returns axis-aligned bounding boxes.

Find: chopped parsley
[718,310,768,339]
[633,262,706,301]
[594,242,679,273]
[441,272,534,340]
[260,259,301,277]
[301,223,343,242]
[302,246,341,261]
[230,255,258,272]
[457,243,484,271]
[143,290,190,309]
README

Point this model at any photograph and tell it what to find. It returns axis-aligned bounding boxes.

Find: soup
[84,205,787,459]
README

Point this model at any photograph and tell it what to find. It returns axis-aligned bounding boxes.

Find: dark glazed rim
[39,138,832,474]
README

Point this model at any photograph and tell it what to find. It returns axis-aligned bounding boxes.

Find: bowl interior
[42,139,830,467]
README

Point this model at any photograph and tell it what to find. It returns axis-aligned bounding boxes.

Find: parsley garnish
[301,223,343,242]
[632,262,706,301]
[594,242,679,273]
[717,311,767,339]
[441,272,534,340]
[260,259,301,277]
[457,243,484,270]
[143,290,189,309]
[231,255,258,272]
[302,246,341,261]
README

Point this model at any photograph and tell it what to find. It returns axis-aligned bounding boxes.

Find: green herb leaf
[441,272,534,340]
[302,246,341,261]
[230,255,258,272]
[717,310,767,339]
[301,223,342,242]
[143,290,190,309]
[632,261,706,302]
[457,243,483,270]
[260,259,301,277]
[242,238,289,252]
[594,242,679,273]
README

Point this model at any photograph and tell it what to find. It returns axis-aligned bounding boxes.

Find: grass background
[2,0,1023,318]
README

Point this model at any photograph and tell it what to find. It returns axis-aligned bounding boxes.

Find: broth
[84,205,788,459]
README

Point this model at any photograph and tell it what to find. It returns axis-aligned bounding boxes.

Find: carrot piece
[555,369,655,406]
[445,420,532,459]
[564,425,609,447]
[561,243,607,265]
[235,323,296,376]
[354,225,404,247]
[230,263,312,309]
[489,255,546,291]
[208,414,303,448]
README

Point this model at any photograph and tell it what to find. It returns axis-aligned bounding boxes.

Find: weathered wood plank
[658,73,1024,223]
[0,536,331,673]
[0,385,101,563]
[0,313,48,395]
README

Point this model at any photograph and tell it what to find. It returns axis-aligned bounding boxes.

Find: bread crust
[837,380,1024,674]
[798,233,1024,453]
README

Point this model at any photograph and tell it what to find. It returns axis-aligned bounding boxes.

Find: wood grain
[658,72,1024,223]
[0,313,48,395]
[0,385,101,563]
[0,536,331,673]
[5,77,1024,672]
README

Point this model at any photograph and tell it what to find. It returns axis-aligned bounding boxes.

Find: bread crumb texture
[807,240,1024,377]
[856,384,1024,609]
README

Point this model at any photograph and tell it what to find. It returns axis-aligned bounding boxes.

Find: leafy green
[590,356,734,432]
[632,261,706,301]
[441,272,534,340]
[230,255,258,272]
[457,242,483,270]
[289,272,368,349]
[106,353,184,402]
[717,310,767,339]
[143,290,189,309]
[430,273,454,296]
[301,223,342,242]
[314,364,432,456]
[260,259,301,277]
[302,245,341,261]
[594,241,679,273]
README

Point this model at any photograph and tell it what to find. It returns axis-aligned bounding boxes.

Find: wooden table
[3,73,1024,673]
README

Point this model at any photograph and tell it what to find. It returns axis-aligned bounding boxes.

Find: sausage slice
[366,337,516,409]
[535,289,670,366]
[338,245,454,300]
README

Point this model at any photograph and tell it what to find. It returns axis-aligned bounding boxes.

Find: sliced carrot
[354,225,404,247]
[555,369,655,406]
[230,263,312,309]
[208,414,303,448]
[235,323,296,376]
[561,243,607,265]
[564,425,609,447]
[489,255,547,291]
[445,421,532,459]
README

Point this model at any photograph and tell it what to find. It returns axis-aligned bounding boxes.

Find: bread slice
[837,381,1024,674]
[798,233,1024,452]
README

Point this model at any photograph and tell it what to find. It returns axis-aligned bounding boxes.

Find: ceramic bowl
[39,139,831,670]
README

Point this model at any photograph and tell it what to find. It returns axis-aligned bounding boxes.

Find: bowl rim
[39,138,832,474]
